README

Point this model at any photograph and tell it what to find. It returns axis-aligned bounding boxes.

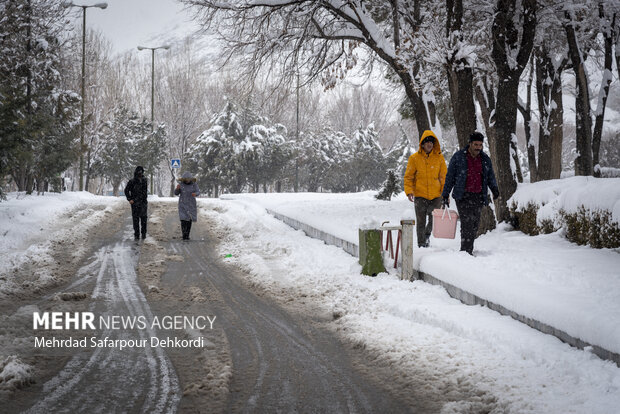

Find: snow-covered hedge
[508,177,620,248]
[598,166,620,178]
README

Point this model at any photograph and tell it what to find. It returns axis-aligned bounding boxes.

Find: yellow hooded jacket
[403,130,447,200]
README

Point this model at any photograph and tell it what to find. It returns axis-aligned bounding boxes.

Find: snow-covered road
[24,227,180,413]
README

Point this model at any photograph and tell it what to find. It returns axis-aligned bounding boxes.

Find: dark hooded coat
[124,166,148,216]
[174,171,200,221]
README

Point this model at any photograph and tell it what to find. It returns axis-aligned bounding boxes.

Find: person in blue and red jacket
[442,132,499,255]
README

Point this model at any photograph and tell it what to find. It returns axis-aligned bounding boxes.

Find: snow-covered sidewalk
[221,191,620,361]
[205,193,620,413]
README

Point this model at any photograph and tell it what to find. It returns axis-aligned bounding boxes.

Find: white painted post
[400,219,415,280]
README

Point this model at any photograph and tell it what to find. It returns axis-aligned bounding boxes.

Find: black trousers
[414,197,441,247]
[131,204,147,238]
[455,192,484,254]
[181,220,193,240]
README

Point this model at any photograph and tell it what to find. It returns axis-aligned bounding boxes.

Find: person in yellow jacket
[403,130,448,247]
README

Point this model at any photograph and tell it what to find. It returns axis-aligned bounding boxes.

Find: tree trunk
[474,78,498,167]
[520,57,537,182]
[447,66,477,148]
[477,206,497,238]
[518,99,536,183]
[169,167,176,197]
[510,137,523,183]
[400,71,430,135]
[616,34,620,83]
[26,175,34,195]
[446,0,477,148]
[564,12,593,176]
[535,47,555,181]
[592,8,615,177]
[494,81,520,221]
[491,0,536,222]
[549,75,565,179]
[85,149,92,192]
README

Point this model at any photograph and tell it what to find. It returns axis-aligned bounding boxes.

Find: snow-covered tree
[297,129,347,192]
[188,102,293,195]
[133,123,168,182]
[561,0,619,177]
[181,0,435,135]
[92,107,161,196]
[0,0,79,193]
[375,169,401,201]
[349,123,387,191]
[187,102,245,195]
[385,128,413,180]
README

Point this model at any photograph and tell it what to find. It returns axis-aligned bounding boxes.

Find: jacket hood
[177,171,196,183]
[134,166,144,178]
[418,130,442,155]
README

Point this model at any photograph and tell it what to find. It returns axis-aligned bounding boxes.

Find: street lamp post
[63,2,107,192]
[137,44,170,195]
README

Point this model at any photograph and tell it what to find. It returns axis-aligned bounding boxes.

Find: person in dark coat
[124,166,148,240]
[174,171,200,240]
[441,132,499,255]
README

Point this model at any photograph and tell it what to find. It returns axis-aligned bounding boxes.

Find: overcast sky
[68,0,202,55]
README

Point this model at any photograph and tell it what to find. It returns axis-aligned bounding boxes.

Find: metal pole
[79,6,86,191]
[151,49,155,130]
[295,68,299,193]
[150,49,155,195]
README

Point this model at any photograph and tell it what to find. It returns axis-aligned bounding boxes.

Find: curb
[267,209,359,257]
[266,209,620,367]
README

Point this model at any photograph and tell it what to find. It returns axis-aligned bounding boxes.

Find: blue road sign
[171,159,181,169]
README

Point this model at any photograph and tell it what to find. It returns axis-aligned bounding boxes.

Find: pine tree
[92,107,160,196]
[188,102,246,194]
[350,123,387,191]
[0,0,78,193]
[375,169,401,201]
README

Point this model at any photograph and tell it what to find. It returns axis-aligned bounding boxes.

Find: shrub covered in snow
[509,177,620,248]
[562,208,620,248]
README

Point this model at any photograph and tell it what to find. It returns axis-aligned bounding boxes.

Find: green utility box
[358,229,386,276]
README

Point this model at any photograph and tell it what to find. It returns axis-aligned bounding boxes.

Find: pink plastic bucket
[432,208,459,239]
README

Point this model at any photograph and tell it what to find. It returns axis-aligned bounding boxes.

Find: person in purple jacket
[174,171,200,240]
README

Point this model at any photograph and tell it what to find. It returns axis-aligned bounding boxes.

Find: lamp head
[137,46,146,51]
[93,3,107,9]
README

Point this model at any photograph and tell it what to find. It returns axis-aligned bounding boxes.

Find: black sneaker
[141,234,146,239]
